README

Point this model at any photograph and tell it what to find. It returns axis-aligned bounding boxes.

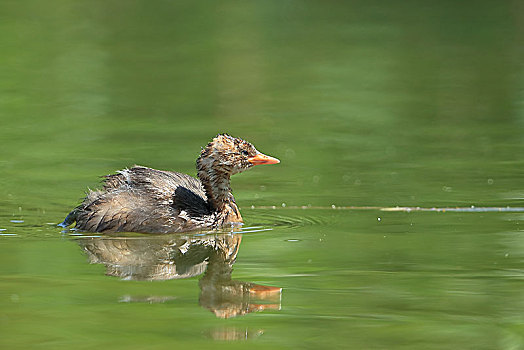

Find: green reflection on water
[0,0,523,349]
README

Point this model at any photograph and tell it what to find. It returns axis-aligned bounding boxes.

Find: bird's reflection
[75,233,281,318]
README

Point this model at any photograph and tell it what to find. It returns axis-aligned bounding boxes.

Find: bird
[60,134,280,233]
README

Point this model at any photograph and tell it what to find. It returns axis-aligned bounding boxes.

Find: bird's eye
[241,150,249,157]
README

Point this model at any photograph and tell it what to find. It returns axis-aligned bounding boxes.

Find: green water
[1,0,523,349]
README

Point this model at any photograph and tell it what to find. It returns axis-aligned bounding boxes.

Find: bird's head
[197,134,280,176]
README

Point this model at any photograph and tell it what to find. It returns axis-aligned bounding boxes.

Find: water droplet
[331,204,336,209]
[377,217,381,221]
[487,178,494,185]
[281,203,286,207]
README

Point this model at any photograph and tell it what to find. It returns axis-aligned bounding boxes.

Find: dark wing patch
[173,186,210,218]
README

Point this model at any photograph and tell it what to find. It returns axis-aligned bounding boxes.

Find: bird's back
[65,166,214,233]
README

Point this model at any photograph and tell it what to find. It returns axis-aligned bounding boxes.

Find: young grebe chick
[60,134,279,233]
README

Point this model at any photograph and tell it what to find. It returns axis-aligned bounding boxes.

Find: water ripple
[250,205,524,213]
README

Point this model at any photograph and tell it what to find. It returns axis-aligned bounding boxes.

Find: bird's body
[60,134,279,233]
[65,166,237,233]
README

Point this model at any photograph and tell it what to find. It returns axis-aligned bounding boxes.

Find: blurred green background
[0,0,523,349]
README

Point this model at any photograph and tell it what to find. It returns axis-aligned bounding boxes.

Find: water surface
[1,1,523,349]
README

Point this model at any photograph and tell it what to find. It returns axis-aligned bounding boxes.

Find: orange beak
[248,153,280,165]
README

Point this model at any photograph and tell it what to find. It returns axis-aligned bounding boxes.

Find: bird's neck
[196,157,234,212]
